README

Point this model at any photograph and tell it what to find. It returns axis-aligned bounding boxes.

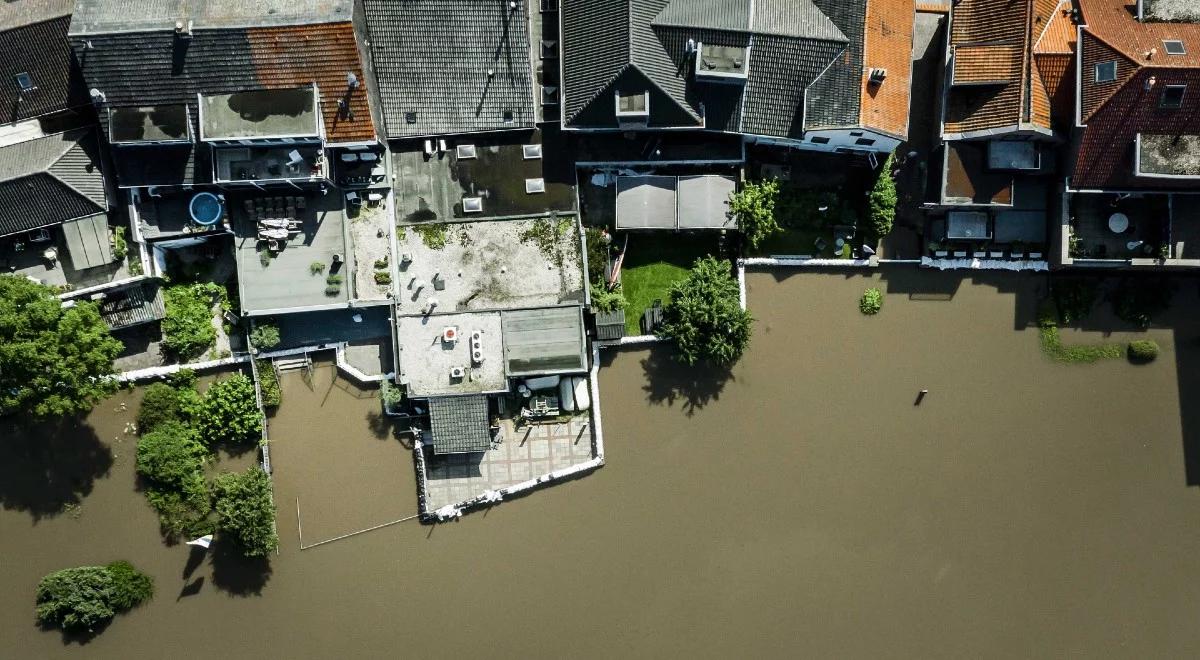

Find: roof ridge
[47,140,106,209]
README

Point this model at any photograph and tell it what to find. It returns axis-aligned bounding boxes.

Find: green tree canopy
[196,374,262,446]
[0,275,122,419]
[868,154,898,237]
[137,381,200,433]
[136,421,206,487]
[660,256,753,366]
[35,561,153,632]
[214,466,278,557]
[728,179,782,250]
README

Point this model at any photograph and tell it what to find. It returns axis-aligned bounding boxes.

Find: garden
[1036,276,1170,364]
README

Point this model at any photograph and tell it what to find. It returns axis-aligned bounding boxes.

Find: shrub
[35,562,152,632]
[256,360,281,407]
[660,256,753,366]
[859,288,882,315]
[309,261,325,275]
[380,380,403,410]
[373,257,388,269]
[111,226,128,262]
[414,223,448,250]
[137,382,199,432]
[374,271,392,285]
[214,467,279,557]
[326,274,343,285]
[590,282,626,313]
[249,323,281,350]
[145,476,212,538]
[196,374,262,446]
[868,154,898,237]
[162,284,222,360]
[584,227,612,284]
[324,285,342,297]
[1128,339,1159,362]
[136,421,206,487]
[728,179,783,250]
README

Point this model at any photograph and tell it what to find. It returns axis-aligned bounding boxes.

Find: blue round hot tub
[189,192,224,226]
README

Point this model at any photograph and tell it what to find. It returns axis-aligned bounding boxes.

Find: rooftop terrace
[396,217,584,315]
[396,311,507,397]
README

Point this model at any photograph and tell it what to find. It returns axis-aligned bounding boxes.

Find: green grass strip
[1039,324,1123,364]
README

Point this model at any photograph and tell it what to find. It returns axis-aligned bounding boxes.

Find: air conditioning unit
[449,366,465,379]
[442,326,459,343]
[472,350,484,365]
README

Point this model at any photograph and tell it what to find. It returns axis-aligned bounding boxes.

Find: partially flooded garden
[6,269,1200,657]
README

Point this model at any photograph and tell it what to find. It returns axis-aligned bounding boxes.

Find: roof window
[616,90,649,117]
[1161,84,1187,109]
[15,72,33,92]
[1095,61,1117,83]
[1164,40,1187,56]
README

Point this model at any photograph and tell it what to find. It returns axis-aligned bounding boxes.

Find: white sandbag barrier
[740,256,876,268]
[920,256,1049,271]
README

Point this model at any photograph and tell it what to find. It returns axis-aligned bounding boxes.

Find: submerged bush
[256,360,281,408]
[137,382,200,433]
[249,323,280,350]
[162,283,223,359]
[859,288,882,315]
[35,562,153,632]
[1128,339,1159,362]
[214,467,278,558]
[196,374,262,446]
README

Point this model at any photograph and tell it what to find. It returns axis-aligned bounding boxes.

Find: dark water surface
[5,269,1200,658]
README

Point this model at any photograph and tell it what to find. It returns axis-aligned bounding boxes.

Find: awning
[61,213,113,269]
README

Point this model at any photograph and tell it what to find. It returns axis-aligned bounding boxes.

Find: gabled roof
[362,0,535,139]
[0,129,107,237]
[944,0,1075,138]
[0,14,91,125]
[70,22,375,145]
[1072,0,1200,189]
[562,0,891,141]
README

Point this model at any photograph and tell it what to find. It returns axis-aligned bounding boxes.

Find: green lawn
[619,234,718,334]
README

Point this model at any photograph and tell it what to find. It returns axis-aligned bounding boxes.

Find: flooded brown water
[6,269,1200,658]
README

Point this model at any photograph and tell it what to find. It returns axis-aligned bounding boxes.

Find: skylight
[15,72,33,92]
[462,197,483,213]
[1164,40,1187,56]
[1161,84,1187,109]
[1095,61,1117,83]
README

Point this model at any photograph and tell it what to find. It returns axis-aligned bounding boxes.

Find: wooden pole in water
[915,389,928,406]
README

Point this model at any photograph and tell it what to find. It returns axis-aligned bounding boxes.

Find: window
[855,137,877,146]
[14,72,33,92]
[1161,84,1187,109]
[1164,40,1187,56]
[809,136,831,144]
[615,90,649,116]
[1095,61,1117,83]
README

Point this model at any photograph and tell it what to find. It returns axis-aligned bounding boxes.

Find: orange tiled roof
[860,0,916,138]
[248,22,376,144]
[944,0,1077,136]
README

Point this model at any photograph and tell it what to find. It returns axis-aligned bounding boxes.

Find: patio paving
[422,414,594,511]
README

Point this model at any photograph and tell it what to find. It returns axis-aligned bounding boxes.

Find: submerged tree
[868,154,898,237]
[0,275,122,419]
[196,374,262,446]
[35,561,153,632]
[660,256,753,366]
[728,179,782,251]
[213,466,278,558]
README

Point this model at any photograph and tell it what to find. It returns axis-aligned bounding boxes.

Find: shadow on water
[209,541,272,597]
[42,618,110,646]
[0,416,113,520]
[639,345,733,416]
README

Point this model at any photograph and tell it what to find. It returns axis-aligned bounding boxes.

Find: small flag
[186,534,213,549]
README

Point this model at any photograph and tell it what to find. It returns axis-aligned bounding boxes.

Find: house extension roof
[427,395,492,455]
[944,0,1076,139]
[0,129,107,237]
[362,0,536,138]
[69,0,353,35]
[562,0,907,141]
[1073,0,1200,189]
[70,21,375,144]
[0,13,91,125]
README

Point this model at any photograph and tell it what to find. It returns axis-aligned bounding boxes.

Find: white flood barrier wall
[741,256,876,268]
[920,256,1049,272]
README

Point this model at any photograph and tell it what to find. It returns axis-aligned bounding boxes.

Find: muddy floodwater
[6,268,1200,658]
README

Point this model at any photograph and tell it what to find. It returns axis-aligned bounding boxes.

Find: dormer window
[1161,84,1187,109]
[15,72,33,92]
[615,90,649,122]
[1095,61,1117,83]
[1164,40,1187,56]
[694,42,749,83]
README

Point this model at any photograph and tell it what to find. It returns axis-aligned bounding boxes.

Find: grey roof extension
[363,0,536,138]
[428,395,492,455]
[561,0,862,140]
[0,130,107,237]
[69,0,352,35]
[98,280,165,331]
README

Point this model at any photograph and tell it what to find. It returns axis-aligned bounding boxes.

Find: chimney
[1145,75,1157,91]
[89,88,106,104]
[175,19,193,39]
[346,72,359,89]
[1146,47,1157,61]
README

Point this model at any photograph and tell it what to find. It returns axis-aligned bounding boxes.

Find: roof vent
[347,72,359,89]
[89,88,106,104]
[450,366,465,380]
[869,68,887,85]
[175,19,193,39]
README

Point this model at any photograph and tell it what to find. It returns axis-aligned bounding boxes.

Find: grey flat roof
[233,192,349,314]
[200,88,318,141]
[110,106,190,143]
[994,210,1047,243]
[677,175,736,229]
[427,395,492,455]
[61,213,113,269]
[946,211,990,241]
[396,311,507,397]
[98,280,164,330]
[501,307,587,377]
[69,0,353,34]
[615,176,677,230]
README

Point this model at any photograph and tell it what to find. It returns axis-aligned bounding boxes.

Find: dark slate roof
[98,280,165,330]
[0,16,91,125]
[0,130,107,237]
[362,0,536,138]
[70,22,376,146]
[427,395,492,455]
[561,0,863,140]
